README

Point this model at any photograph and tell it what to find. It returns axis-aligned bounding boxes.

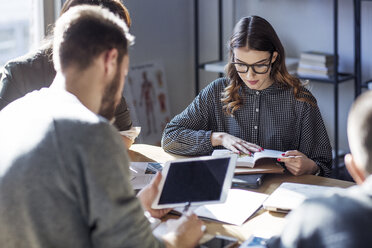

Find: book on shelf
[299,51,335,63]
[285,57,299,74]
[297,62,334,72]
[296,72,332,80]
[204,61,227,73]
[297,51,335,79]
[298,59,334,68]
[297,67,334,76]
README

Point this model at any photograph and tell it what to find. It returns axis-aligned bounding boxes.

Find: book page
[253,149,284,162]
[212,149,254,168]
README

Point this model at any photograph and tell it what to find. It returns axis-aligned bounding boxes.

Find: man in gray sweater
[0,5,203,248]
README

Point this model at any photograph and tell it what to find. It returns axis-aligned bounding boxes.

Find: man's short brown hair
[53,5,134,72]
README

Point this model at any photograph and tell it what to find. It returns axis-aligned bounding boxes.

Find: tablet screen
[158,157,231,205]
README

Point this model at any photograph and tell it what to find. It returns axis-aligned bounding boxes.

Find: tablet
[152,154,237,209]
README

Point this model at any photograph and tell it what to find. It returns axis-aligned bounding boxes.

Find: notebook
[263,182,336,213]
[173,189,268,226]
[231,174,266,189]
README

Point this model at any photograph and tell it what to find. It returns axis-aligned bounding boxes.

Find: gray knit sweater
[0,87,164,248]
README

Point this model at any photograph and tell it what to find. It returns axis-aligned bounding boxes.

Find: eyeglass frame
[231,53,274,74]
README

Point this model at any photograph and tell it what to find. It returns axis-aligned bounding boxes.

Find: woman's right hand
[211,132,262,154]
[162,214,204,248]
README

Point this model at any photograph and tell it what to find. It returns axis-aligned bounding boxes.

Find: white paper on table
[263,182,337,212]
[130,162,149,175]
[174,189,268,226]
[130,174,156,190]
[130,162,164,177]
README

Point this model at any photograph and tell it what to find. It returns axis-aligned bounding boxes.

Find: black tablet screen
[158,157,230,204]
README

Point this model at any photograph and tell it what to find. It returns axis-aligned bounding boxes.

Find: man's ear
[345,153,366,185]
[104,48,118,76]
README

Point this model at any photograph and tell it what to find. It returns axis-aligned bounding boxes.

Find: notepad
[212,149,284,168]
[174,189,268,226]
[263,182,337,213]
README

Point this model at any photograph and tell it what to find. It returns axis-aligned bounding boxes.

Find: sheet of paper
[130,162,164,178]
[130,162,148,175]
[130,174,155,190]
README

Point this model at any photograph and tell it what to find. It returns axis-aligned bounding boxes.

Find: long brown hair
[222,16,315,115]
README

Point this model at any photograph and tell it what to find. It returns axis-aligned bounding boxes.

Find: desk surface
[129,144,355,241]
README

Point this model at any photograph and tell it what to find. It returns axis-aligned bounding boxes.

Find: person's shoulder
[209,77,229,88]
[54,107,121,149]
[279,83,318,107]
[201,77,228,94]
[297,85,318,105]
[299,186,367,217]
[4,46,51,71]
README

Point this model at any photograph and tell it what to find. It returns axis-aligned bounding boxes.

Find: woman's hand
[211,132,262,154]
[279,150,319,176]
[137,172,172,218]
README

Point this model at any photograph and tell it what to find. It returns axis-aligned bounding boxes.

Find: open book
[173,189,268,226]
[212,149,284,168]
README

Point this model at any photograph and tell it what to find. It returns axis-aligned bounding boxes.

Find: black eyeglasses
[231,53,273,74]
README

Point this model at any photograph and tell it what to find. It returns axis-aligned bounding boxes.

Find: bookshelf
[193,0,356,177]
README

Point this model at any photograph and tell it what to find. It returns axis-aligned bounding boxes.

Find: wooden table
[129,144,355,241]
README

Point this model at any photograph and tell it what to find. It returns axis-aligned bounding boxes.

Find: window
[0,0,34,66]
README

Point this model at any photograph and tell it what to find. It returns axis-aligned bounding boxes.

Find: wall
[124,0,194,116]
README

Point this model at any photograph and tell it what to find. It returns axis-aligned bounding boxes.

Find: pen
[183,202,191,215]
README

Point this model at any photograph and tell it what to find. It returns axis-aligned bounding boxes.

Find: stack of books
[297,51,335,79]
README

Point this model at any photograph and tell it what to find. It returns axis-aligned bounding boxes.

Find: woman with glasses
[162,16,332,177]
